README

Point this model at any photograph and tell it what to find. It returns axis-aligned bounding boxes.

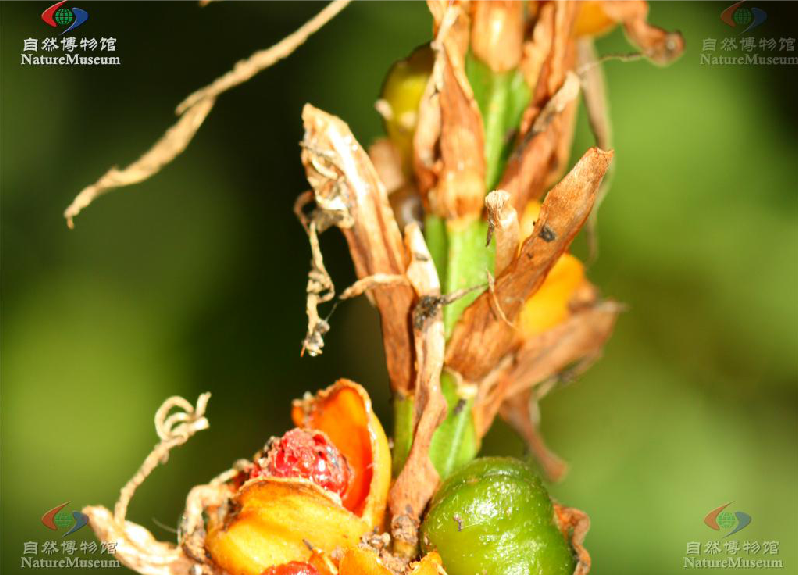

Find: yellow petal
[206,478,368,575]
[339,548,393,575]
[519,253,585,338]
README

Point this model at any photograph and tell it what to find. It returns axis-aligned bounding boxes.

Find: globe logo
[41,1,89,35]
[41,502,89,537]
[53,509,74,529]
[720,1,768,34]
[732,7,753,26]
[704,503,752,537]
[716,510,737,530]
[53,7,74,26]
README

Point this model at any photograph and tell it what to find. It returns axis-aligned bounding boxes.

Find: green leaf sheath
[427,372,479,478]
[390,49,532,480]
[465,53,531,191]
[392,372,479,479]
[441,218,495,340]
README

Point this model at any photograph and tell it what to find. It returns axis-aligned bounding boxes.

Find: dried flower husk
[205,380,391,575]
[472,196,619,480]
[445,147,613,382]
[574,1,685,64]
[301,105,416,395]
[415,0,486,221]
[554,503,592,575]
[470,1,524,73]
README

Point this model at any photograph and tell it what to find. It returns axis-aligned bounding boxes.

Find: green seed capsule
[421,457,576,575]
[379,44,433,173]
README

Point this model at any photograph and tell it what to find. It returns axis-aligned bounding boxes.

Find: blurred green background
[2,2,796,574]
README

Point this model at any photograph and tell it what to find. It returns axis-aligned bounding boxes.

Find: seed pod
[379,45,434,173]
[421,457,576,575]
[205,380,391,575]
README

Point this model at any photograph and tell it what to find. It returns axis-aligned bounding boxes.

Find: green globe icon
[733,8,753,26]
[53,509,74,529]
[54,7,74,25]
[717,510,737,529]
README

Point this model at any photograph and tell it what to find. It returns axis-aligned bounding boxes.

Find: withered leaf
[445,148,613,381]
[485,190,519,275]
[416,1,486,220]
[389,224,447,557]
[554,503,592,575]
[470,0,524,73]
[499,390,569,483]
[600,0,685,65]
[501,300,619,399]
[301,105,416,394]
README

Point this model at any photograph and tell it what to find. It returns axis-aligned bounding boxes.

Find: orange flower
[206,380,391,575]
[518,201,586,338]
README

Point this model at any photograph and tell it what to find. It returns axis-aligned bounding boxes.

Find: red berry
[253,429,351,499]
[261,561,320,575]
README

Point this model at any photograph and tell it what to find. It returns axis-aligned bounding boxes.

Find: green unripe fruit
[380,45,433,173]
[421,457,576,575]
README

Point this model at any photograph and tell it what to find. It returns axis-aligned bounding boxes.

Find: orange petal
[573,1,617,38]
[206,478,368,575]
[292,379,391,529]
[519,253,585,337]
[338,548,392,575]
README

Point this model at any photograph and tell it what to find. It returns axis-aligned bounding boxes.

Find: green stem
[465,53,531,191]
[392,372,479,479]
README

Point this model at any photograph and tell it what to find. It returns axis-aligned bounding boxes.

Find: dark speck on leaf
[540,224,556,242]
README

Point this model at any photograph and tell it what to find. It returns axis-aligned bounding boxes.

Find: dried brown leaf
[554,503,591,575]
[503,299,619,398]
[546,1,579,95]
[416,2,486,220]
[435,43,486,219]
[445,148,613,381]
[520,2,555,95]
[368,138,405,196]
[389,224,447,558]
[600,1,684,65]
[301,105,416,394]
[499,390,569,482]
[500,6,580,212]
[470,1,524,73]
[485,190,519,275]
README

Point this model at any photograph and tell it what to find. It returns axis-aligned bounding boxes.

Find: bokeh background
[2,2,796,574]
